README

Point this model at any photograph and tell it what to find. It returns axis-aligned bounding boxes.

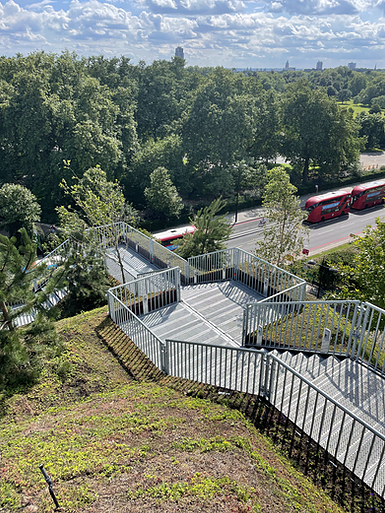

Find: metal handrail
[108,291,164,370]
[269,352,385,444]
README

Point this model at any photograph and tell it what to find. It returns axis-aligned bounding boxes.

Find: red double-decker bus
[304,190,352,223]
[351,179,385,210]
[153,225,196,251]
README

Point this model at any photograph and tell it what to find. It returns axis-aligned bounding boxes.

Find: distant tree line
[3,51,385,226]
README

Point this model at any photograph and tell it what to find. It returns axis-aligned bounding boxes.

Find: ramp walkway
[12,288,68,328]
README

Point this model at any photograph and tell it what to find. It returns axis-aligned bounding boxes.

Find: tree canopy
[144,167,183,220]
[59,166,138,284]
[281,81,363,182]
[0,184,41,237]
[333,219,385,310]
[0,53,377,225]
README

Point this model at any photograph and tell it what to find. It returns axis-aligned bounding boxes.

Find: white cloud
[0,0,384,68]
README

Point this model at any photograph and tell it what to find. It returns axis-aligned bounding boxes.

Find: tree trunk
[115,243,126,285]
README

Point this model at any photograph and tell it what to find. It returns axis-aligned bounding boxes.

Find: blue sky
[1,0,385,68]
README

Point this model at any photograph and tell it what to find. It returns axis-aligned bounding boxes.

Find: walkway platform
[140,281,264,347]
[106,246,158,283]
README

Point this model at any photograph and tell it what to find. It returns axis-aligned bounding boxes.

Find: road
[228,204,385,255]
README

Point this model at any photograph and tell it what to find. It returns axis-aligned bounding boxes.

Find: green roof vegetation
[0,307,347,513]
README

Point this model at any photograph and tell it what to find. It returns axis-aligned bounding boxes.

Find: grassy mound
[0,307,346,513]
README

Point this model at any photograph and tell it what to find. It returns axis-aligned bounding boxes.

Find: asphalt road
[228,204,385,255]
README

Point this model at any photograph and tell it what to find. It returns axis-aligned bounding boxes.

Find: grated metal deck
[13,289,68,327]
[140,281,264,347]
[270,350,385,495]
[106,246,159,283]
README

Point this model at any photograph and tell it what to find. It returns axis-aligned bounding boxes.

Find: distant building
[175,47,184,59]
[316,61,323,71]
[284,60,296,71]
[348,62,356,70]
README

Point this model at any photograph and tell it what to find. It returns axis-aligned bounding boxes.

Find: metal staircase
[264,350,385,497]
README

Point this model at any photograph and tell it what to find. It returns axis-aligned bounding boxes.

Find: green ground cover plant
[0,307,348,513]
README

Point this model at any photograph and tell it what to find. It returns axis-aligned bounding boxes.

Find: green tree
[176,197,232,258]
[59,233,111,319]
[127,134,185,205]
[59,166,139,284]
[255,167,308,267]
[350,73,367,97]
[249,90,281,164]
[0,52,138,219]
[144,167,183,220]
[334,219,385,309]
[338,88,352,103]
[181,68,260,194]
[134,57,196,141]
[0,184,41,237]
[281,81,362,182]
[0,229,61,389]
[356,112,385,149]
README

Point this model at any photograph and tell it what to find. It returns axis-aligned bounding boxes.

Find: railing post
[143,293,148,314]
[175,268,181,303]
[350,304,365,360]
[185,262,189,285]
[300,282,306,301]
[233,248,239,281]
[107,291,115,321]
[242,305,250,346]
[263,276,269,296]
[149,239,154,262]
[357,303,370,360]
[161,341,169,375]
[321,328,331,354]
[259,353,272,400]
[257,325,263,345]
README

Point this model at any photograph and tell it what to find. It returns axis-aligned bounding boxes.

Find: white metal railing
[188,248,305,299]
[109,223,188,282]
[165,339,265,393]
[265,352,385,499]
[243,299,361,355]
[352,302,385,375]
[35,238,76,270]
[257,282,306,304]
[242,299,385,377]
[107,291,164,370]
[108,267,181,316]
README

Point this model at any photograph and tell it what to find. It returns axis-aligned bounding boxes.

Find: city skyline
[1,0,385,69]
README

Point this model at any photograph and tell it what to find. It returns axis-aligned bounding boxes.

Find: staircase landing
[140,281,264,347]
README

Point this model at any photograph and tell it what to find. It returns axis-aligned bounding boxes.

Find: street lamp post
[233,162,247,225]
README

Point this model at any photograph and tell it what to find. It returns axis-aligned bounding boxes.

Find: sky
[1,0,385,69]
